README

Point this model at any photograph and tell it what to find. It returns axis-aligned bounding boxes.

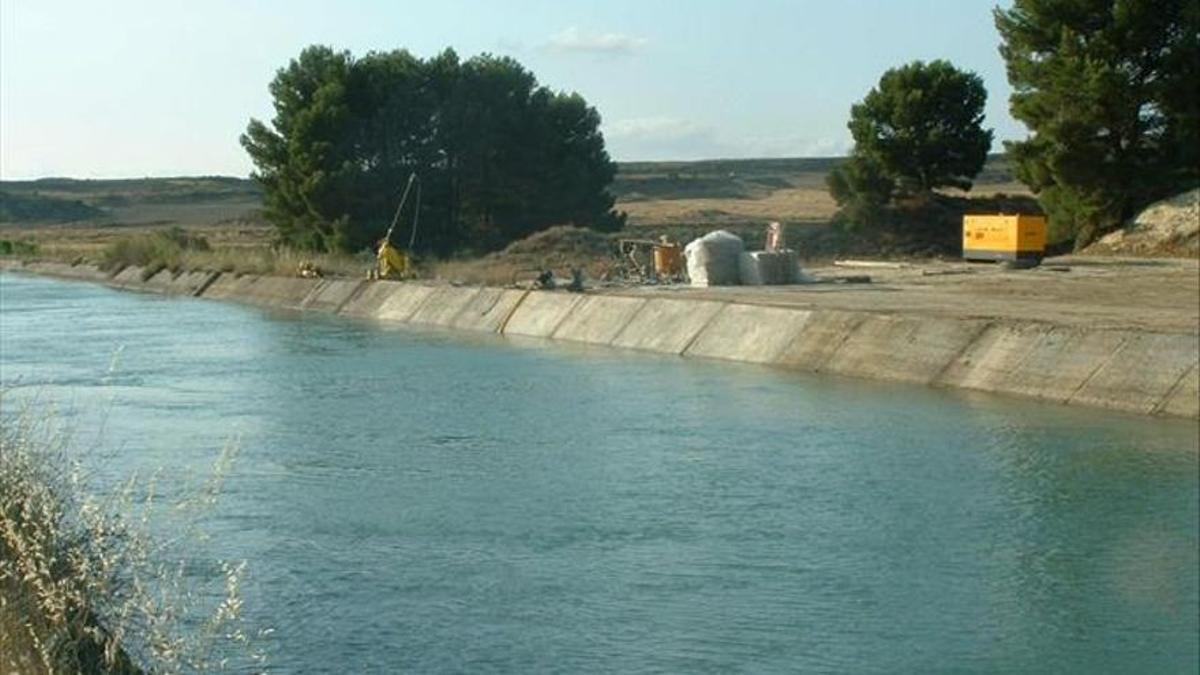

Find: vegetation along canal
[2,272,1197,672]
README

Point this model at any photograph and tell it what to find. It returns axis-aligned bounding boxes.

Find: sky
[0,0,1026,179]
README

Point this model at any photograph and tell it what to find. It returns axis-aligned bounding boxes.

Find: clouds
[606,117,708,142]
[546,27,647,55]
[603,116,719,160]
[604,116,850,161]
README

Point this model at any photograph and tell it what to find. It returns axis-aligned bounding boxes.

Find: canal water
[2,272,1197,672]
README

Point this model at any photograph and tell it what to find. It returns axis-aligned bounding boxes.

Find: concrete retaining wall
[824,315,988,385]
[143,269,220,296]
[109,265,150,290]
[502,292,582,338]
[4,261,1196,420]
[198,273,252,300]
[338,280,407,318]
[1161,365,1199,418]
[449,288,528,333]
[409,286,481,326]
[1071,333,1199,414]
[301,279,366,313]
[685,305,812,363]
[241,276,321,309]
[373,284,436,323]
[553,296,647,345]
[14,261,110,283]
[610,298,725,354]
[939,325,1126,403]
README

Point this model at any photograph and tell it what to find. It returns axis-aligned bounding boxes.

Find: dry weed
[0,398,269,673]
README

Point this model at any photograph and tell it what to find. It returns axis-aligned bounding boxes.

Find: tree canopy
[849,60,992,195]
[827,60,992,226]
[241,46,624,254]
[995,0,1200,246]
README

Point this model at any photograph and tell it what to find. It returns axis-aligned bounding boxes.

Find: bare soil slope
[1086,189,1200,257]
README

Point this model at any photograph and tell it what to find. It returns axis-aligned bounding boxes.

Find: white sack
[684,230,744,286]
[738,250,798,285]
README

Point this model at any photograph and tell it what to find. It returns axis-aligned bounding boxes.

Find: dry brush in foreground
[0,402,267,673]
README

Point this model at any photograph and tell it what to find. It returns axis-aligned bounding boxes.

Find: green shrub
[0,239,40,257]
[99,228,210,273]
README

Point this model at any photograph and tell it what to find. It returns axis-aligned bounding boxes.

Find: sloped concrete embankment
[4,261,1197,419]
[330,280,1197,419]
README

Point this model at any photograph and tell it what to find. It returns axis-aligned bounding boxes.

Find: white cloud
[546,27,647,54]
[606,116,707,141]
[604,117,852,161]
[603,117,723,160]
[734,134,852,158]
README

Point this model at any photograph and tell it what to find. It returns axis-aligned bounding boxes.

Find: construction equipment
[374,173,421,280]
[963,214,1047,267]
[616,236,685,283]
[616,238,656,281]
[653,236,685,280]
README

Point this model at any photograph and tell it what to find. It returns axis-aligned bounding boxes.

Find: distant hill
[0,176,263,226]
[0,155,1022,228]
[613,154,1016,203]
[0,191,105,223]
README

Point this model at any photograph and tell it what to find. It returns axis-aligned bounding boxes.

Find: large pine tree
[995,0,1200,247]
[241,46,624,254]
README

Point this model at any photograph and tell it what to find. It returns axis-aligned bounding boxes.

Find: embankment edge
[4,260,1196,420]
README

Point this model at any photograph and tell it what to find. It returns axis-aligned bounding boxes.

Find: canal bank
[5,268,1195,673]
[4,258,1197,420]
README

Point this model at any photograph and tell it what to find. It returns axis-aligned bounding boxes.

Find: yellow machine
[963,214,1047,265]
[376,240,409,279]
[374,172,420,280]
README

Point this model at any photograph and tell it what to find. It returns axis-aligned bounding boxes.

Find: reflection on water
[2,272,1197,672]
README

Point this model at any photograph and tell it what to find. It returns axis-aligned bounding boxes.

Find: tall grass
[99,228,211,279]
[0,400,268,673]
[95,226,371,279]
[179,246,371,279]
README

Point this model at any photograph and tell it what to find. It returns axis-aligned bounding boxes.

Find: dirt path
[611,256,1200,334]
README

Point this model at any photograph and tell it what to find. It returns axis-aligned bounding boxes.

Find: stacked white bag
[683,230,744,286]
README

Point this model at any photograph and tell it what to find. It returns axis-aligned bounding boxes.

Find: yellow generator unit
[963,214,1047,265]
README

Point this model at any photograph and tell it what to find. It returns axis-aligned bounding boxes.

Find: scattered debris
[833,260,908,269]
[810,274,873,284]
[297,260,322,278]
[616,238,658,282]
[567,267,585,292]
[534,269,556,290]
[921,268,977,277]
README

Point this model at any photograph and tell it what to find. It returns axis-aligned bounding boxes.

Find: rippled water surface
[2,273,1198,672]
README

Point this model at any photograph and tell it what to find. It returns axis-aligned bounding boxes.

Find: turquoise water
[2,272,1197,673]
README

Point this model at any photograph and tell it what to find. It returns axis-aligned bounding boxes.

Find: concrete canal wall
[5,260,1197,420]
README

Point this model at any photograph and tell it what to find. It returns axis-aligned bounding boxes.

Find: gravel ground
[609,256,1200,334]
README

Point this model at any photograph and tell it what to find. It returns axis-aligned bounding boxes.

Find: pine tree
[995,0,1200,246]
